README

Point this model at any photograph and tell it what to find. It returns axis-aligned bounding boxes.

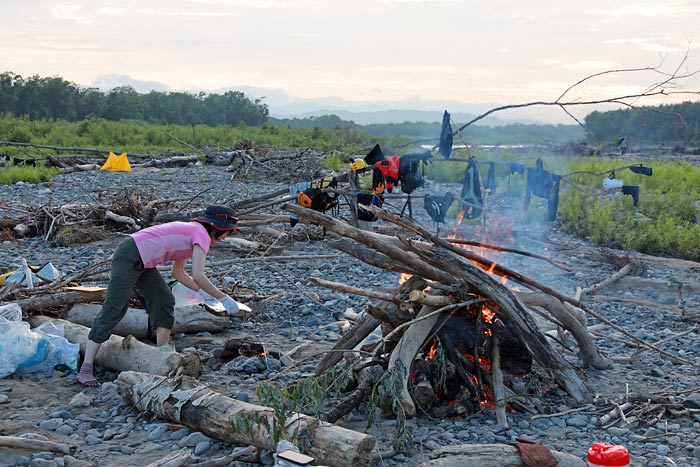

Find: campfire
[283,200,617,429]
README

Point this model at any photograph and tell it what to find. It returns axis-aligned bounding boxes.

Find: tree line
[584,101,700,146]
[3,71,700,147]
[0,71,269,126]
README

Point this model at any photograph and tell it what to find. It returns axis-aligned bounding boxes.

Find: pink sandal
[77,363,99,387]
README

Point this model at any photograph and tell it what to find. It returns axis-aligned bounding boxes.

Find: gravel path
[1,165,699,467]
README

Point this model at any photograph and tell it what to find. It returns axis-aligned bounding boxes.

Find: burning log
[28,317,202,377]
[118,371,376,467]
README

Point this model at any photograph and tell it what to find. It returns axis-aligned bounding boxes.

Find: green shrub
[0,165,62,185]
[557,158,700,260]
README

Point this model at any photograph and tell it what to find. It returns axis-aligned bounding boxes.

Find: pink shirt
[131,222,211,269]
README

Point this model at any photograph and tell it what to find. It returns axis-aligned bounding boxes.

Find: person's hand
[220,295,240,316]
[198,289,219,306]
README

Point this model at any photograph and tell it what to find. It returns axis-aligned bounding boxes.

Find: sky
[2,0,700,123]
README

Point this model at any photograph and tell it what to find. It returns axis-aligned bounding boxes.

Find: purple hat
[195,205,240,231]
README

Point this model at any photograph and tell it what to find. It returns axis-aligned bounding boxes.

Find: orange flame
[398,272,412,285]
[427,342,438,360]
[481,306,496,324]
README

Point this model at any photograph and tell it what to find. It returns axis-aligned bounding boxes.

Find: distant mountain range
[92,74,582,126]
[270,108,519,127]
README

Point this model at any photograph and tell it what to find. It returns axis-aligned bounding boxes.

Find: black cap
[194,205,240,231]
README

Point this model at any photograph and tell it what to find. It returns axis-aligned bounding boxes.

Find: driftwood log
[387,303,441,418]
[16,290,106,314]
[419,443,587,467]
[118,371,376,467]
[28,317,202,377]
[65,303,229,339]
[0,435,77,455]
[142,449,194,467]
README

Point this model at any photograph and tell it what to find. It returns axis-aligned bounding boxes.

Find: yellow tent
[100,152,132,172]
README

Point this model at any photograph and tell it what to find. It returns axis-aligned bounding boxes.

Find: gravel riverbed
[1,165,700,467]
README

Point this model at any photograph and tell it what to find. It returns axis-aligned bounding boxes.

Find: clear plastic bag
[171,282,205,307]
[0,313,79,379]
[0,303,22,322]
[15,320,79,376]
[0,318,40,379]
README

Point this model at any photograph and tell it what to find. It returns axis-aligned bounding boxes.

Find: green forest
[0,72,269,127]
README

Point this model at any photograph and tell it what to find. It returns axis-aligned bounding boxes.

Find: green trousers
[88,237,175,344]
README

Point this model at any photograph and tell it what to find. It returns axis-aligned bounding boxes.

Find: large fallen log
[118,371,376,467]
[28,317,202,377]
[419,443,587,467]
[65,303,229,339]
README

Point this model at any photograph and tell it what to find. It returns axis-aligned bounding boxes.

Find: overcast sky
[2,0,700,123]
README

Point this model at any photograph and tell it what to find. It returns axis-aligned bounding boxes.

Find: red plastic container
[587,443,630,466]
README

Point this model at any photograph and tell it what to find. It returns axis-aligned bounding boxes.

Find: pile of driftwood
[1,139,328,183]
[279,202,700,433]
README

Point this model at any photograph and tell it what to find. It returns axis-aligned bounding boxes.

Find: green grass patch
[0,164,62,185]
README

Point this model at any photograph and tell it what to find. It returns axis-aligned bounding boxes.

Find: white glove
[198,289,219,306]
[220,295,240,316]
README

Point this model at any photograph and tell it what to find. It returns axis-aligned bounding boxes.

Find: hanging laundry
[629,164,653,176]
[523,158,561,221]
[509,162,526,175]
[460,158,484,219]
[622,185,640,207]
[484,161,497,192]
[438,110,453,159]
[364,143,385,165]
[424,192,454,224]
